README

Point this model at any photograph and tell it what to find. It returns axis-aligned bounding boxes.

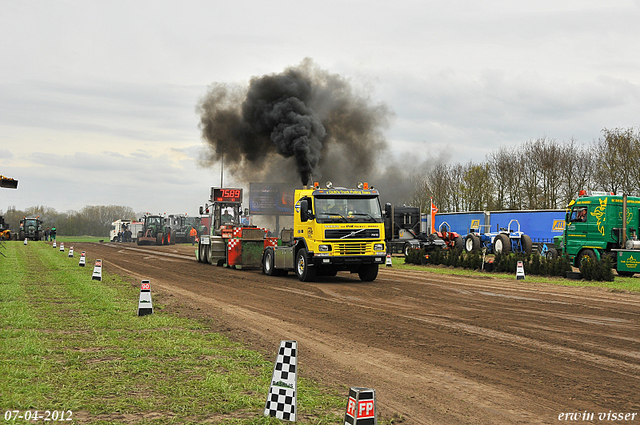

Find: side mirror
[300,200,309,222]
[244,208,249,216]
[385,203,391,218]
[199,206,203,215]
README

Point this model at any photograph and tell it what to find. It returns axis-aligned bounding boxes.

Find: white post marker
[23,238,27,245]
[68,246,74,258]
[385,252,392,267]
[264,340,297,422]
[137,280,153,316]
[79,251,86,267]
[60,242,64,252]
[516,260,525,280]
[52,240,56,248]
[344,387,377,425]
[92,259,102,281]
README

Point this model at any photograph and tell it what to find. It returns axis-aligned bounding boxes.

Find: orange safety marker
[344,387,377,425]
[79,251,86,267]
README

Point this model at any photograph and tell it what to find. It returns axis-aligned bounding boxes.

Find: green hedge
[402,248,614,279]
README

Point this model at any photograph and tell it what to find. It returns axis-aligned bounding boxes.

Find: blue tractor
[464,219,533,255]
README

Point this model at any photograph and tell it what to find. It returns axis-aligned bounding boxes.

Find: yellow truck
[262,182,386,281]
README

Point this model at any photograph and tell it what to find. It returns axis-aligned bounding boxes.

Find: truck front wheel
[296,249,315,282]
[578,249,597,272]
[358,264,379,281]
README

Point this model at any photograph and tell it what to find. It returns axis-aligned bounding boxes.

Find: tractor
[464,219,533,255]
[19,217,44,241]
[136,214,175,245]
[0,216,12,241]
[433,221,464,251]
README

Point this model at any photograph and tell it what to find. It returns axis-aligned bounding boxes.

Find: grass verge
[0,243,345,424]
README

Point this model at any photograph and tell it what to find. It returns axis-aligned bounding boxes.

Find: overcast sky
[2,0,640,216]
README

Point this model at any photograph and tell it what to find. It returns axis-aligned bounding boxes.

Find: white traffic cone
[68,246,74,258]
[60,242,64,252]
[264,340,297,422]
[137,280,153,316]
[79,251,86,267]
[23,238,27,245]
[52,240,56,248]
[385,253,392,267]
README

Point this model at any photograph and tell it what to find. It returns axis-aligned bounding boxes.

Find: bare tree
[558,138,594,207]
[593,127,637,195]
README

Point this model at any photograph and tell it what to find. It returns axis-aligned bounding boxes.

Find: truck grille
[334,243,369,255]
[325,229,380,239]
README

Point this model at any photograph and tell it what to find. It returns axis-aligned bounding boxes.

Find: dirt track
[72,242,640,424]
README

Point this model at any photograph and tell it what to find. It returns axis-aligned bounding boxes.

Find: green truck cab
[562,191,640,276]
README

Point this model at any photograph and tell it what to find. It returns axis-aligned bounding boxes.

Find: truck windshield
[315,197,383,223]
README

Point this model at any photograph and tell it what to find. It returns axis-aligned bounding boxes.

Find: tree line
[408,127,640,213]
[0,205,137,237]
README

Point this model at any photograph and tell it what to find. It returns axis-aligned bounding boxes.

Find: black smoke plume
[197,59,390,187]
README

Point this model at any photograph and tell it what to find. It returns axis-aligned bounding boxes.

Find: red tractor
[434,222,464,251]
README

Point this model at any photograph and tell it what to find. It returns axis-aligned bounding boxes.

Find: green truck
[557,191,640,277]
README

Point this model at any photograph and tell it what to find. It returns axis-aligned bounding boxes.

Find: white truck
[110,219,144,242]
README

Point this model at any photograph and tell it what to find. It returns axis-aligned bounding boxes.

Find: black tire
[358,264,379,281]
[494,234,511,254]
[521,234,533,255]
[403,243,412,257]
[578,249,597,272]
[465,234,480,252]
[263,248,276,276]
[170,230,176,245]
[453,235,464,251]
[197,242,205,263]
[156,232,163,245]
[295,248,315,282]
[545,247,558,260]
[164,228,171,245]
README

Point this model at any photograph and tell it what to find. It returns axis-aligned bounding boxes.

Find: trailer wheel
[465,234,480,252]
[521,234,533,255]
[358,264,379,281]
[578,249,597,272]
[403,243,412,257]
[263,248,276,276]
[197,243,205,263]
[494,234,511,254]
[296,248,315,282]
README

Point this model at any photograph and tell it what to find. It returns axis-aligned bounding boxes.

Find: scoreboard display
[211,188,243,203]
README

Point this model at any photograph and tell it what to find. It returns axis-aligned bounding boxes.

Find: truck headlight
[318,244,332,252]
[374,243,385,251]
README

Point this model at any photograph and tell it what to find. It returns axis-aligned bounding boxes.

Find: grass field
[0,242,345,424]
